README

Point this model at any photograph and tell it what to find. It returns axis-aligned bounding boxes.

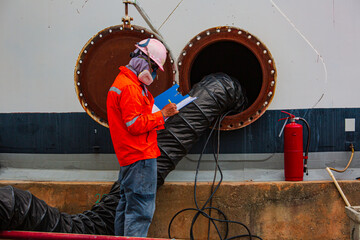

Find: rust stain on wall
[0,180,358,240]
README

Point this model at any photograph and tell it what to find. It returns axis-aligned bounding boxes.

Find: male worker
[107,38,179,237]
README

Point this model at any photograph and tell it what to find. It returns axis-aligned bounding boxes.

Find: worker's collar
[126,64,138,76]
[121,66,149,96]
[119,66,142,86]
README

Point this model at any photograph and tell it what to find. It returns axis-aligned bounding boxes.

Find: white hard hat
[136,38,167,71]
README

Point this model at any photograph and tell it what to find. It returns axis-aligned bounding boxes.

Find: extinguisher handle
[281,111,295,119]
[278,117,289,122]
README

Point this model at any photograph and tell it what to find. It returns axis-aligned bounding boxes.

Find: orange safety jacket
[107,66,165,167]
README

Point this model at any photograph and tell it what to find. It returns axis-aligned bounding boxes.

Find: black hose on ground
[0,182,120,234]
[0,73,247,236]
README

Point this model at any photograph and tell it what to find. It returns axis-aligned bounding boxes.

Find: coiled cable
[168,111,262,240]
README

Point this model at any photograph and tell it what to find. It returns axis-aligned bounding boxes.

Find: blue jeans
[114,158,157,237]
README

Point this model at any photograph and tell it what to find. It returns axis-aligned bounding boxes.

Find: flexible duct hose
[0,182,120,234]
[0,73,246,234]
[157,73,246,185]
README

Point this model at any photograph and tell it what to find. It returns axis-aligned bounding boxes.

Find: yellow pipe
[328,146,355,172]
[326,167,351,207]
[325,145,355,207]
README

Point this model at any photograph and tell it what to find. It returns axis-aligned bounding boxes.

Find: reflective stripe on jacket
[107,66,165,166]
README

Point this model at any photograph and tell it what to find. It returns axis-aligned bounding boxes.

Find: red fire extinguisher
[279,111,310,181]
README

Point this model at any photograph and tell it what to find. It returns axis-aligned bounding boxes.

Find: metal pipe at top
[122,0,179,85]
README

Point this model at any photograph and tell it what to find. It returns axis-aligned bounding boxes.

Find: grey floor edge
[1,151,359,182]
[1,167,360,182]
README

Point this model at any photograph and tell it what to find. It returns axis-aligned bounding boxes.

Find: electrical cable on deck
[168,111,262,240]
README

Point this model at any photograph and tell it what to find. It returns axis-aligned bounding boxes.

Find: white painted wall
[0,0,359,112]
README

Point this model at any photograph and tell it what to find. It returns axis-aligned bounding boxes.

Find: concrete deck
[0,180,359,240]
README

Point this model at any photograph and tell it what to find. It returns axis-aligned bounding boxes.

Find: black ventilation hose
[0,182,120,234]
[156,73,247,186]
[0,73,246,235]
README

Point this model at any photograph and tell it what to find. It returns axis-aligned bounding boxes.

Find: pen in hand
[161,100,179,117]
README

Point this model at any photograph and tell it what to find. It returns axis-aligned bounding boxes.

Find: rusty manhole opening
[177,27,276,130]
[74,25,176,128]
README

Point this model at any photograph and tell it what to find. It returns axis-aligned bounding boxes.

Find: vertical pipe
[326,167,351,207]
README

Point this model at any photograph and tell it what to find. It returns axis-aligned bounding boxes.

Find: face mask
[136,54,158,85]
[138,69,156,86]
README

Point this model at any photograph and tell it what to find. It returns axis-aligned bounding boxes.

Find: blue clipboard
[152,84,196,113]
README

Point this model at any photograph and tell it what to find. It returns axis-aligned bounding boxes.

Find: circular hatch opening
[178,27,276,130]
[74,25,176,128]
[190,41,262,108]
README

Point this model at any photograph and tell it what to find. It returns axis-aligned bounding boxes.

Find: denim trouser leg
[114,158,157,237]
[114,184,126,236]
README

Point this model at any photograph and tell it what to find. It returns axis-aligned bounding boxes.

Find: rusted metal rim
[74,25,176,128]
[177,27,277,130]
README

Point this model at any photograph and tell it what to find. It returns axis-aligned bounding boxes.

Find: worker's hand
[161,103,179,118]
